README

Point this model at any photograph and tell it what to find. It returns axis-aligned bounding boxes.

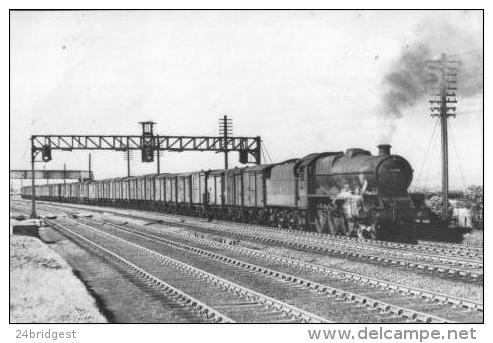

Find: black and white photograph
[8,6,485,337]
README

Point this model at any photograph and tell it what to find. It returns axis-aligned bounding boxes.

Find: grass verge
[10,235,107,323]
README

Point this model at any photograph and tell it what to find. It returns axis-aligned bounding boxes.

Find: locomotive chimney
[378,144,391,156]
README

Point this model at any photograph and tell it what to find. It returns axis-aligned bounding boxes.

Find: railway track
[57,217,456,323]
[53,221,233,323]
[418,239,483,255]
[81,216,482,322]
[45,217,329,323]
[105,217,484,311]
[10,201,482,323]
[19,199,482,259]
[11,200,483,281]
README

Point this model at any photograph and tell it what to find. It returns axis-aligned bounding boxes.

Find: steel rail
[170,229,483,312]
[23,200,482,263]
[64,200,483,258]
[12,202,482,313]
[11,200,483,280]
[151,218,483,280]
[90,215,483,312]
[210,224,483,267]
[12,202,483,318]
[13,199,482,258]
[44,218,235,323]
[81,216,456,323]
[56,217,330,323]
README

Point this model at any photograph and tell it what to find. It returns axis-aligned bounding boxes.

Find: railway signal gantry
[27,121,262,218]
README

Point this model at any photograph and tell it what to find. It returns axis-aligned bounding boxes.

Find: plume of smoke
[377,12,483,143]
[381,44,431,118]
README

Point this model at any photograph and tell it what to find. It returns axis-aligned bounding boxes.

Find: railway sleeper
[106,225,453,323]
[39,209,483,316]
[48,220,233,323]
[85,215,482,318]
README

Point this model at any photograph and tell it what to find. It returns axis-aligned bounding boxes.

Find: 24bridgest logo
[16,329,77,341]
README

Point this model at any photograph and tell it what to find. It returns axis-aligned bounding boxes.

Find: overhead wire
[265,144,274,164]
[414,118,440,188]
[448,121,468,191]
[261,140,274,164]
[421,127,440,189]
[260,142,268,164]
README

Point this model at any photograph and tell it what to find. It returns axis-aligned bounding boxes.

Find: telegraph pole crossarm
[219,115,233,169]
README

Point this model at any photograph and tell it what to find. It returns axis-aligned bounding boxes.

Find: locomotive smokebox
[377,144,391,156]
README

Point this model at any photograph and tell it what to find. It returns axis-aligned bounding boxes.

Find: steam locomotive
[21,144,420,241]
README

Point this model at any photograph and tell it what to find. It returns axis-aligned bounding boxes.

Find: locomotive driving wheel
[285,212,297,230]
[372,222,389,240]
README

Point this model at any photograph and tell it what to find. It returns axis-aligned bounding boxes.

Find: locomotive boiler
[308,144,415,240]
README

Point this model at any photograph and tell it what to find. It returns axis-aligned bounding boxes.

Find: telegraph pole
[219,115,233,169]
[44,166,49,185]
[428,53,458,221]
[30,137,36,218]
[156,135,161,174]
[125,149,131,177]
[124,136,131,177]
[88,153,92,177]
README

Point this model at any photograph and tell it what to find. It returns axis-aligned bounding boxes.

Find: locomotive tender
[21,144,418,240]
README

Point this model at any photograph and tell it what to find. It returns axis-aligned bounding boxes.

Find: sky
[10,10,483,190]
